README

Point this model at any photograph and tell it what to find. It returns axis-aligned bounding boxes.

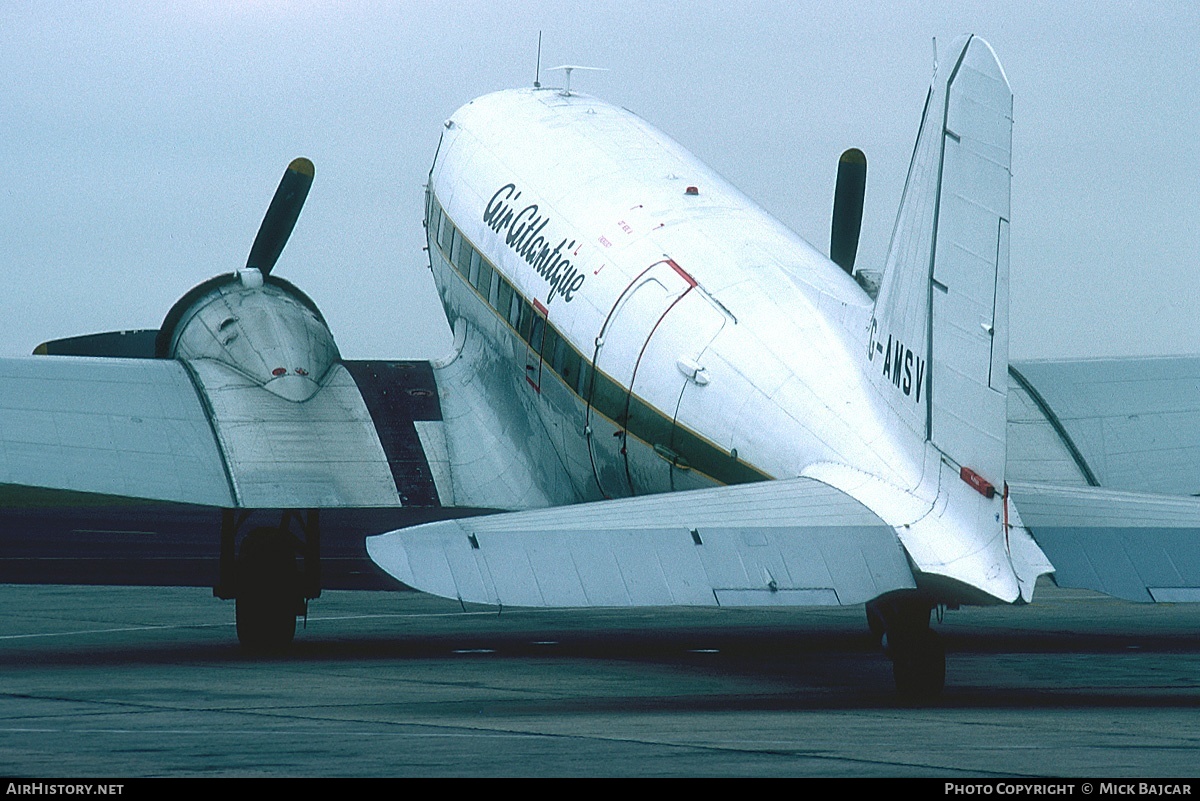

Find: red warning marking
[960,466,996,498]
[666,259,697,287]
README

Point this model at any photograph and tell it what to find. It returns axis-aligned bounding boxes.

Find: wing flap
[367,478,917,608]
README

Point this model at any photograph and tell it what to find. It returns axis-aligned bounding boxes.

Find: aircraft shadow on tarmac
[3,602,1196,712]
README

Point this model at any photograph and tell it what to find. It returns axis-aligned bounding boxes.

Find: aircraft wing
[1008,356,1200,494]
[1006,356,1200,602]
[0,355,447,509]
[1011,482,1200,603]
[366,478,917,608]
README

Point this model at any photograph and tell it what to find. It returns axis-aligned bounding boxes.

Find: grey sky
[2,1,1196,361]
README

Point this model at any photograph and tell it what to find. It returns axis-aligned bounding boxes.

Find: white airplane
[4,35,1199,698]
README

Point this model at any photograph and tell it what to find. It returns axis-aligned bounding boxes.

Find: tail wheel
[865,600,886,640]
[872,594,947,699]
[888,627,946,700]
[235,527,300,653]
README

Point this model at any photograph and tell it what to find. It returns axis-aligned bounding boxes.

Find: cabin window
[464,246,479,282]
[507,289,522,328]
[458,238,475,275]
[561,346,582,394]
[551,334,570,376]
[426,194,438,233]
[475,261,493,300]
[438,213,453,254]
[517,300,534,343]
[450,228,465,272]
[488,267,501,308]
[529,312,545,354]
[496,278,514,323]
[575,357,591,397]
[542,325,561,361]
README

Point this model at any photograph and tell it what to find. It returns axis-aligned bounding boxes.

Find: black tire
[865,600,886,640]
[235,527,299,653]
[890,628,946,700]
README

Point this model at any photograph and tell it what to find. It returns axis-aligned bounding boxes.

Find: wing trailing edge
[367,478,917,608]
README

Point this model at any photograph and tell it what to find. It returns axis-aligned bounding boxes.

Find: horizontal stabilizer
[367,478,917,608]
[1012,482,1200,603]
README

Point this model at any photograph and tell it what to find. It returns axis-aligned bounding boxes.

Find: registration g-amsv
[867,317,926,404]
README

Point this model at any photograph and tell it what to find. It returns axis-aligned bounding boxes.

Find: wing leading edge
[367,478,917,608]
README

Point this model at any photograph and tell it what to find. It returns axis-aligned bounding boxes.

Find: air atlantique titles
[485,183,586,304]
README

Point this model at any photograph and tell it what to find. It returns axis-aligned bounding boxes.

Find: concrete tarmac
[0,582,1197,777]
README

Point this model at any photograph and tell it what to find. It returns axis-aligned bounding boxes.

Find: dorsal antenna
[534,31,542,88]
[550,64,608,96]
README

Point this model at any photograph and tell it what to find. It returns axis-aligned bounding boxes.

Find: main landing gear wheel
[887,627,945,700]
[867,596,946,700]
[235,527,301,653]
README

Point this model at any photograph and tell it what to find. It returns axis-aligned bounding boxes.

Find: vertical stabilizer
[868,35,1012,490]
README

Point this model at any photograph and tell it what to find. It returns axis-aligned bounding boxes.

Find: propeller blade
[830,148,866,275]
[34,329,158,359]
[246,157,314,276]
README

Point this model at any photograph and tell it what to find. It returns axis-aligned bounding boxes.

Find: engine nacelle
[157,269,338,402]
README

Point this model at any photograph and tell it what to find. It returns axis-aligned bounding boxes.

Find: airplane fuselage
[425,88,924,508]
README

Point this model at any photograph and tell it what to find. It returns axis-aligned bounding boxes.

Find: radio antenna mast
[534,31,542,88]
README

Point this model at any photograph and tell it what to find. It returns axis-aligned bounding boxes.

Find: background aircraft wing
[1006,356,1200,602]
[367,478,917,608]
[1008,356,1200,494]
